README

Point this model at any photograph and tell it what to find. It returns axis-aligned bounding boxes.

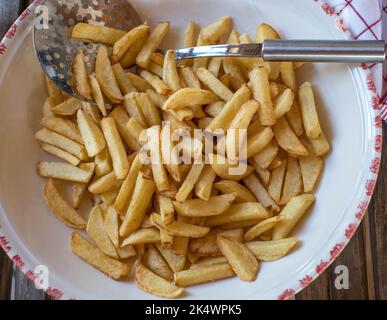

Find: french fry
[88,172,117,194]
[202,16,232,43]
[109,108,140,152]
[123,92,147,127]
[244,216,283,241]
[190,256,228,269]
[268,160,287,203]
[223,58,246,91]
[252,164,270,186]
[127,72,153,92]
[184,20,198,48]
[77,109,106,157]
[41,143,80,166]
[44,179,86,229]
[243,174,280,212]
[52,97,82,116]
[205,101,224,117]
[280,157,302,205]
[179,66,201,89]
[151,213,210,238]
[252,140,279,169]
[272,194,315,239]
[111,24,150,63]
[246,127,274,159]
[136,21,171,69]
[160,230,174,249]
[125,117,146,151]
[121,227,161,246]
[273,117,308,156]
[222,219,263,230]
[246,237,298,261]
[213,180,256,203]
[247,119,263,138]
[42,97,55,118]
[104,206,120,248]
[280,62,296,92]
[160,124,181,183]
[174,194,235,218]
[219,74,232,89]
[164,88,218,110]
[135,261,183,298]
[155,243,186,272]
[71,163,93,209]
[173,233,189,256]
[299,154,323,192]
[209,154,254,181]
[151,52,165,66]
[163,50,181,92]
[206,84,251,131]
[41,116,83,145]
[71,232,130,280]
[159,195,175,225]
[149,62,164,78]
[249,67,276,126]
[101,117,129,179]
[94,149,112,177]
[44,75,62,105]
[194,165,217,200]
[120,173,156,237]
[135,93,161,127]
[274,88,295,119]
[299,82,322,139]
[120,33,149,69]
[196,67,234,102]
[175,163,205,202]
[143,245,174,281]
[286,100,304,137]
[308,131,330,156]
[73,49,92,99]
[117,245,136,259]
[96,46,123,104]
[268,156,282,170]
[71,23,126,45]
[227,29,240,45]
[112,63,136,95]
[38,161,94,183]
[217,235,259,281]
[87,206,118,258]
[205,202,268,227]
[139,69,170,95]
[175,263,234,287]
[101,186,119,205]
[88,75,107,117]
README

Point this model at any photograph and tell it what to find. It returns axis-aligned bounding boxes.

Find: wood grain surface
[0,0,385,300]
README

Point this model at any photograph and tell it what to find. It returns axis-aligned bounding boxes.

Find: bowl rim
[0,0,382,300]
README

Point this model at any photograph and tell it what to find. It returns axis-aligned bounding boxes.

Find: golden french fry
[123,92,147,128]
[223,58,246,91]
[194,165,217,200]
[280,157,302,205]
[175,263,234,287]
[268,160,287,203]
[274,88,295,119]
[71,23,126,45]
[120,34,149,69]
[73,49,92,99]
[164,88,218,110]
[184,20,198,48]
[112,63,136,95]
[71,232,130,280]
[88,172,117,194]
[135,93,161,127]
[42,97,55,118]
[88,75,107,117]
[135,261,184,299]
[299,82,322,139]
[52,97,82,116]
[44,179,86,229]
[151,213,210,238]
[246,127,274,158]
[117,245,136,259]
[151,52,165,66]
[280,62,296,92]
[143,245,174,281]
[175,163,205,202]
[256,23,280,42]
[71,164,93,209]
[173,235,189,256]
[104,206,120,248]
[243,174,280,212]
[41,143,81,166]
[205,202,268,227]
[217,235,259,282]
[246,237,298,261]
[77,109,106,157]
[174,194,235,218]
[44,75,62,105]
[87,206,118,258]
[121,227,161,246]
[272,194,315,239]
[308,131,330,156]
[109,108,139,152]
[149,61,164,78]
[190,256,228,269]
[101,117,129,180]
[189,234,220,257]
[160,230,174,249]
[127,72,153,92]
[111,24,150,63]
[38,161,94,183]
[222,219,263,230]
[196,67,234,101]
[41,117,83,145]
[120,173,156,237]
[163,50,181,92]
[244,216,283,241]
[202,16,232,43]
[94,148,112,177]
[160,124,181,183]
[268,156,282,170]
[159,195,175,225]
[205,101,224,117]
[299,154,323,192]
[101,186,119,205]
[136,21,171,69]
[139,69,170,95]
[286,100,304,137]
[96,46,123,104]
[252,164,270,186]
[252,140,279,169]
[209,154,254,181]
[227,29,240,44]
[206,57,222,78]
[213,180,256,203]
[273,117,308,156]
[155,243,186,272]
[179,66,201,89]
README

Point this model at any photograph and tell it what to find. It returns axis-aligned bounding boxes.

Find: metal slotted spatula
[33,0,386,102]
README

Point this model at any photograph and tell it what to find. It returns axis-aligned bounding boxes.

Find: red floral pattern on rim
[12,254,25,269]
[6,24,17,39]
[46,288,63,300]
[299,275,314,288]
[329,242,345,260]
[0,235,11,253]
[278,289,296,300]
[369,157,380,173]
[375,115,382,128]
[374,135,382,152]
[345,223,358,239]
[321,3,335,15]
[365,179,376,196]
[355,201,368,220]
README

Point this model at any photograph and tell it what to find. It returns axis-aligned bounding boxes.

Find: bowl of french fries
[0,0,381,300]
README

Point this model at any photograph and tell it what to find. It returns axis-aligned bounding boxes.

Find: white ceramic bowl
[0,0,382,300]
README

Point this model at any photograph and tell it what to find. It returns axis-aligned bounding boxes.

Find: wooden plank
[0,249,13,299]
[13,268,46,300]
[296,271,330,300]
[0,1,22,38]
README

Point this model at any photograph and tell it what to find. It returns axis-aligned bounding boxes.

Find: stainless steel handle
[262,40,386,63]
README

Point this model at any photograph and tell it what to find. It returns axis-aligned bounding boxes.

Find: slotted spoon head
[33,0,142,101]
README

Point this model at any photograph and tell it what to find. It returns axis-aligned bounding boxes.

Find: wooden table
[0,0,385,300]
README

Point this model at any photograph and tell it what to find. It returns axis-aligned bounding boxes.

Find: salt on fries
[35,17,330,298]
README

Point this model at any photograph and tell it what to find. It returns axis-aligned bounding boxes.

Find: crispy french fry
[173,232,189,256]
[38,161,94,183]
[41,116,83,145]
[175,263,234,287]
[71,164,93,209]
[112,63,136,95]
[308,131,330,156]
[135,261,183,298]
[123,92,146,128]
[117,245,136,259]
[44,179,86,228]
[159,195,175,225]
[286,100,304,137]
[273,117,308,156]
[222,219,263,230]
[280,62,296,92]
[143,245,174,281]
[44,75,62,105]
[120,33,149,68]
[87,206,118,258]
[175,163,205,202]
[246,237,298,261]
[252,163,270,186]
[206,57,222,78]
[155,243,186,272]
[205,101,224,117]
[246,127,274,159]
[227,29,240,45]
[196,67,233,101]
[194,165,217,200]
[73,49,92,99]
[202,16,232,43]
[213,180,256,203]
[299,82,322,139]
[151,52,165,66]
[268,160,287,203]
[273,194,315,239]
[88,75,107,116]
[71,232,130,280]
[252,140,279,169]
[244,216,283,241]
[190,256,228,269]
[120,173,156,237]
[243,174,280,212]
[104,206,120,248]
[121,227,160,246]
[52,97,82,116]
[209,154,254,181]
[94,148,112,177]
[126,72,152,92]
[268,156,282,170]
[163,50,181,92]
[42,97,55,118]
[135,93,161,127]
[160,230,174,249]
[164,88,218,110]
[205,202,268,227]
[101,186,119,205]
[139,69,170,95]
[71,23,126,45]
[101,117,129,180]
[274,88,295,119]
[179,66,201,89]
[136,21,171,69]
[223,58,246,91]
[217,235,259,281]
[149,61,164,78]
[280,157,302,205]
[88,172,117,194]
[109,108,139,152]
[96,46,123,104]
[160,124,181,183]
[41,143,81,166]
[299,154,323,192]
[126,117,146,151]
[184,20,197,48]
